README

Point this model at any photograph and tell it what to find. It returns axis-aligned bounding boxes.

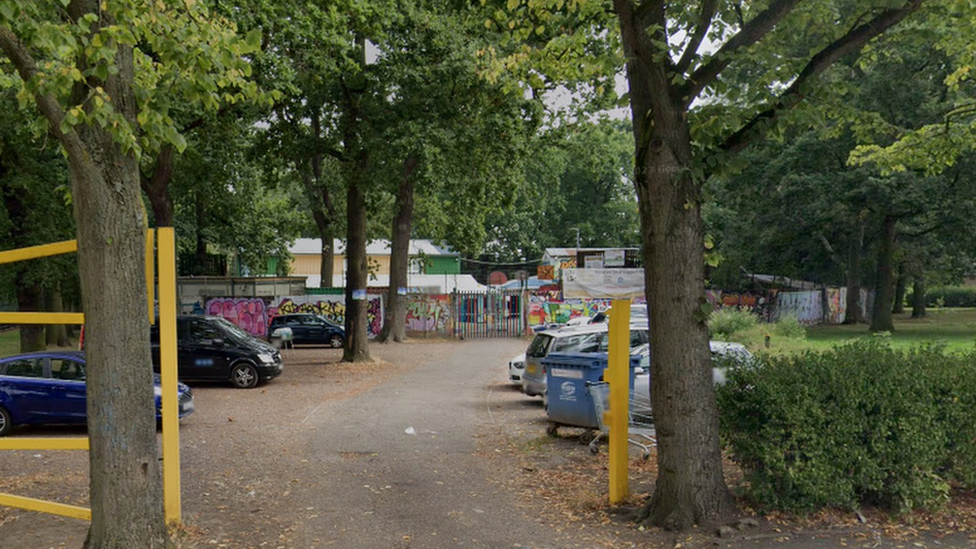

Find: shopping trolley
[586,380,656,459]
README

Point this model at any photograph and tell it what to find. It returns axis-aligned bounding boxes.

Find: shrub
[717,340,976,512]
[924,287,976,308]
[709,308,758,339]
[771,314,806,339]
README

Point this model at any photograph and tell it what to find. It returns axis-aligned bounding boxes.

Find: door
[48,357,87,423]
[181,318,233,380]
[0,356,53,423]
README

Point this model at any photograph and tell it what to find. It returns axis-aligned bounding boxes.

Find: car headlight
[513,361,525,369]
[258,352,275,364]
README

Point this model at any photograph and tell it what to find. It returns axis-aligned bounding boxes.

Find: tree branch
[718,0,927,156]
[0,27,76,149]
[682,0,803,104]
[675,0,718,75]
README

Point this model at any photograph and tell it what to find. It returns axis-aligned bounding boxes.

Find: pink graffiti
[205,297,268,337]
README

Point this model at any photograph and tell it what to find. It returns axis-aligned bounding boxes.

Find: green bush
[709,308,758,339]
[923,287,976,308]
[771,314,806,339]
[717,340,976,513]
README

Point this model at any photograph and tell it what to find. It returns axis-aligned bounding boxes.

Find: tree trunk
[343,171,371,362]
[618,3,732,529]
[892,271,906,314]
[45,286,70,348]
[870,215,897,332]
[843,222,864,324]
[319,236,335,288]
[140,144,175,227]
[17,281,45,352]
[911,276,927,318]
[378,156,418,343]
[3,8,167,546]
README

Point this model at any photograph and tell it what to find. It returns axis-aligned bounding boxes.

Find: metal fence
[453,290,527,338]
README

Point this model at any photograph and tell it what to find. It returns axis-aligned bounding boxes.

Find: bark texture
[617,1,733,530]
[377,156,418,343]
[343,173,371,362]
[0,4,168,546]
[843,223,864,324]
[871,215,897,332]
[911,276,927,318]
[892,272,906,314]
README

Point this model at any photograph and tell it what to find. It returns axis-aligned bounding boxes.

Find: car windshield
[212,317,252,341]
[526,334,553,358]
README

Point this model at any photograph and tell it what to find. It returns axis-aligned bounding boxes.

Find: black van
[150,315,283,389]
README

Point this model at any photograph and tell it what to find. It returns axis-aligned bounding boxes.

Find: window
[51,359,86,381]
[1,358,44,378]
[526,335,553,358]
[189,319,222,343]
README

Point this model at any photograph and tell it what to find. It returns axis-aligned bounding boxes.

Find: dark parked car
[268,314,345,348]
[0,351,194,437]
[151,315,284,389]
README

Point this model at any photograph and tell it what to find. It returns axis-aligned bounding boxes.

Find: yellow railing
[0,229,182,524]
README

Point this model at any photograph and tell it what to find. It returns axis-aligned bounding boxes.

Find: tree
[490,0,930,528]
[1,1,259,546]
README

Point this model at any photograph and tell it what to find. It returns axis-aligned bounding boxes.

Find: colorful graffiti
[825,288,847,324]
[205,297,270,337]
[527,297,613,327]
[271,295,384,337]
[404,295,452,334]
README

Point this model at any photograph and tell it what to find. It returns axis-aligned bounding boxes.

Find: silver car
[520,323,649,398]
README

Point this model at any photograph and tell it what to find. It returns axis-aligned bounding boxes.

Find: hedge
[717,340,976,512]
[919,287,976,308]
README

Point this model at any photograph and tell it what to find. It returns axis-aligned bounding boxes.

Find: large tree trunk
[343,171,371,362]
[618,3,732,530]
[378,156,418,343]
[870,215,897,332]
[892,271,907,314]
[911,276,927,318]
[319,236,335,288]
[843,222,864,324]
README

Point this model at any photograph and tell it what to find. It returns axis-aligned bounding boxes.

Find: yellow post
[0,438,89,451]
[146,229,155,325]
[606,299,631,504]
[0,312,85,325]
[157,227,181,524]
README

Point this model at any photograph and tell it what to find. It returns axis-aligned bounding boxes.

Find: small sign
[605,249,625,267]
[585,256,604,269]
[352,289,367,301]
[397,287,408,295]
[552,368,584,379]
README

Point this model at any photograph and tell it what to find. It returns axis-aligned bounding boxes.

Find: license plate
[526,364,537,374]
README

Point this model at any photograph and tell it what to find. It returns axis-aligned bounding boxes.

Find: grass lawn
[0,329,19,356]
[733,308,976,355]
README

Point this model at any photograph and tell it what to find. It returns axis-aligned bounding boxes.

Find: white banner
[562,268,645,299]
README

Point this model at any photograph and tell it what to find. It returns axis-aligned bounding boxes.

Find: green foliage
[718,340,976,512]
[921,287,976,308]
[708,308,758,340]
[772,314,806,339]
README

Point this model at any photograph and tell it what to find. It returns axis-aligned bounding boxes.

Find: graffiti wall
[775,291,823,325]
[271,295,384,337]
[527,297,612,327]
[404,294,453,335]
[194,295,385,337]
[204,297,271,337]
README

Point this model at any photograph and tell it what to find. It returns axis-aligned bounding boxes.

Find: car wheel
[328,334,344,348]
[0,405,12,437]
[230,363,259,389]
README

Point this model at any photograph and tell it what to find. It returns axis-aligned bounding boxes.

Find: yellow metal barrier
[0,230,182,524]
[606,299,631,504]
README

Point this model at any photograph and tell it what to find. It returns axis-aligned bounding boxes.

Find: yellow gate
[0,228,182,524]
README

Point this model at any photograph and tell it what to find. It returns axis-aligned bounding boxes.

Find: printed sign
[562,268,645,299]
[604,249,625,267]
[352,289,367,301]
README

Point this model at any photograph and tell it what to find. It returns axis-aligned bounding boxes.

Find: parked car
[520,323,650,398]
[509,352,526,385]
[267,314,345,348]
[0,351,194,437]
[631,340,754,399]
[150,315,284,389]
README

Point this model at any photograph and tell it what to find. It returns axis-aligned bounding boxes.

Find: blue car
[0,351,195,437]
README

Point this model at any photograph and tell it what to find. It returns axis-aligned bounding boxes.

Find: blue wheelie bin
[543,352,639,438]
